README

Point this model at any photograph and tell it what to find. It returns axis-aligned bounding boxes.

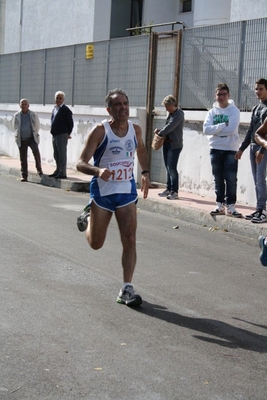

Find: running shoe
[258,236,267,267]
[77,204,91,232]
[116,285,142,306]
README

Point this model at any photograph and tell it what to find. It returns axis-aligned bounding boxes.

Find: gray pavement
[0,155,265,240]
[2,177,267,400]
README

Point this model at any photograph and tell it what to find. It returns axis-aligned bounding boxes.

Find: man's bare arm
[76,124,111,180]
[255,118,267,149]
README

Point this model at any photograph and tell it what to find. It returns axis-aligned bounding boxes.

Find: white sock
[122,282,132,289]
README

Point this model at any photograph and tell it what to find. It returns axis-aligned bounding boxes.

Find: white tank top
[90,119,138,197]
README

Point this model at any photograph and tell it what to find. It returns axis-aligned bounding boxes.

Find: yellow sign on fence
[86,44,94,59]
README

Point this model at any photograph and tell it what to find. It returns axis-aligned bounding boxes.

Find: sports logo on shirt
[125,140,134,156]
[110,146,123,154]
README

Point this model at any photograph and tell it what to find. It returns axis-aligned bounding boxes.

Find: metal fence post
[237,20,246,109]
[174,29,183,104]
[146,32,158,167]
[72,45,76,107]
[43,49,47,106]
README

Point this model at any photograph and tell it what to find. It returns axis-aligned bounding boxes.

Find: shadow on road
[133,301,267,353]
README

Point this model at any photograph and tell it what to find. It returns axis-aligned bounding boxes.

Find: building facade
[1,0,267,54]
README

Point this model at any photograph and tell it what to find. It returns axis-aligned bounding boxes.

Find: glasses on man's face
[217,92,228,97]
[56,97,63,100]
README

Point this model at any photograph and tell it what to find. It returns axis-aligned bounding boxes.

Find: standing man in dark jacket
[49,91,74,179]
[235,78,267,223]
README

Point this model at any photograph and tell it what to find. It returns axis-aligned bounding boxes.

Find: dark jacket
[159,108,184,149]
[239,101,267,154]
[51,104,74,136]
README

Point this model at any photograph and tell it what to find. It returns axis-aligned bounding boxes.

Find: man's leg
[115,202,142,306]
[163,144,171,192]
[224,151,238,205]
[85,201,112,250]
[166,147,181,194]
[250,144,258,206]
[54,133,68,177]
[248,143,267,223]
[51,136,60,175]
[29,139,42,174]
[19,140,29,180]
[224,151,242,217]
[210,149,225,203]
[115,202,137,282]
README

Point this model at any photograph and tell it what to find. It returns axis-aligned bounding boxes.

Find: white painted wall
[0,105,257,207]
[0,104,147,186]
[193,0,231,27]
[2,0,267,54]
[230,0,267,21]
[4,0,100,53]
[93,0,112,41]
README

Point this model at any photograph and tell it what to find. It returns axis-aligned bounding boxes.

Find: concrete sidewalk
[0,154,265,240]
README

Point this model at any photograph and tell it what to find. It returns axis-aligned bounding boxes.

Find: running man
[76,89,150,305]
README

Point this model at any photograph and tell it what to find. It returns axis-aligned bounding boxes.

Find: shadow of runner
[132,301,267,353]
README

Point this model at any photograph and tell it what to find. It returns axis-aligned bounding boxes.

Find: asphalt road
[1,174,267,400]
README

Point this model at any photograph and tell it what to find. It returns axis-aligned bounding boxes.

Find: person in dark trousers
[13,98,43,182]
[155,95,184,200]
[49,91,73,179]
[254,115,267,265]
[235,78,267,223]
[204,83,242,218]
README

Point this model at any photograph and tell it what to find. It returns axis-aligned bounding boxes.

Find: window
[110,0,143,39]
[182,0,192,13]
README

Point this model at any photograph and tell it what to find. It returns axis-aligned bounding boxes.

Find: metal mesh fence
[74,41,109,106]
[154,36,177,107]
[0,53,20,103]
[180,22,242,109]
[44,46,74,105]
[20,50,45,104]
[180,18,267,111]
[240,18,267,110]
[108,35,150,106]
[0,18,267,110]
[0,35,150,107]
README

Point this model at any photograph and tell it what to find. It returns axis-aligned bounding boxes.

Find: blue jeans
[250,143,267,210]
[210,149,238,205]
[162,143,182,193]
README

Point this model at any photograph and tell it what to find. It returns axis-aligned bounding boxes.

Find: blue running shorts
[92,193,138,212]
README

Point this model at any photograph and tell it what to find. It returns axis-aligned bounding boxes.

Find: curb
[1,162,265,240]
[0,164,90,193]
[138,197,265,240]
